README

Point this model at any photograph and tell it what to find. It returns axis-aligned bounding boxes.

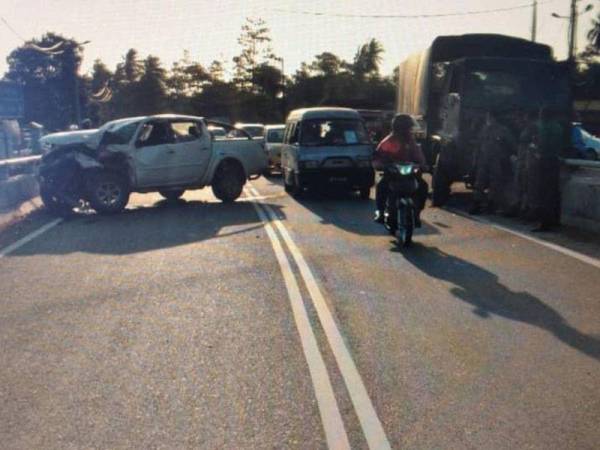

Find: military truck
[396,34,571,205]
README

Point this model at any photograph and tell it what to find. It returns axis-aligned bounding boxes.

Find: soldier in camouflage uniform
[526,107,563,231]
[470,111,517,215]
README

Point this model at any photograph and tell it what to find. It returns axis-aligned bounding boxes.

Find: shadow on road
[266,176,440,237]
[10,199,282,256]
[404,244,600,361]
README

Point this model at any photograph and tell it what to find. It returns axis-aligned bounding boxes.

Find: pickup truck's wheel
[40,184,74,216]
[212,160,245,202]
[159,189,185,201]
[87,171,130,214]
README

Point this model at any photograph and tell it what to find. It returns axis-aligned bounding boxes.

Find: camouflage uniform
[516,122,537,215]
[473,120,517,211]
[526,120,563,227]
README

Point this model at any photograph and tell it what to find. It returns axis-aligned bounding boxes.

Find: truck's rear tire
[212,160,245,202]
[159,189,185,201]
[432,158,452,207]
[87,171,130,214]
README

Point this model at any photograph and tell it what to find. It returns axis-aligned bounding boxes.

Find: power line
[272,0,557,19]
[0,16,26,41]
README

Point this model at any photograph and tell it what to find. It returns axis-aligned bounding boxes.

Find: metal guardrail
[0,155,42,168]
[562,158,600,169]
[0,155,42,181]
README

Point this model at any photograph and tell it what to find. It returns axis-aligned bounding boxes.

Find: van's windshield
[300,118,370,146]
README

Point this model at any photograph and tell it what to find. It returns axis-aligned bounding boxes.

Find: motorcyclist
[372,114,428,226]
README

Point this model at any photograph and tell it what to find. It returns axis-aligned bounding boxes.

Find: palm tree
[352,38,384,79]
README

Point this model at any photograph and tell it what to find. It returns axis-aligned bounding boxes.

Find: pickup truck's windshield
[300,119,370,146]
[106,120,142,144]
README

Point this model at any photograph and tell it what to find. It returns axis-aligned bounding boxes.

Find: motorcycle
[382,163,421,247]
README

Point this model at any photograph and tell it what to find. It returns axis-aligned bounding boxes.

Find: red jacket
[372,134,426,169]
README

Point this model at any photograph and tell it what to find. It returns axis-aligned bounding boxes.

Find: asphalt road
[1,176,598,449]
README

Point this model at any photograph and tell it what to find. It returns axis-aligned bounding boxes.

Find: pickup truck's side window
[137,122,176,147]
[171,121,202,143]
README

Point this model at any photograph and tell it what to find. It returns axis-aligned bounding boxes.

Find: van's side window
[289,123,299,144]
[283,123,292,143]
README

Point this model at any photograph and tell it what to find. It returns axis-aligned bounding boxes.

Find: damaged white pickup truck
[38,114,268,214]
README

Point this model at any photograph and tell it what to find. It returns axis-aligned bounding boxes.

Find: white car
[573,124,600,160]
[38,115,268,214]
[234,122,265,138]
[263,124,285,172]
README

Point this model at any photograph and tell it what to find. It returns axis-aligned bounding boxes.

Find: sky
[0,0,596,79]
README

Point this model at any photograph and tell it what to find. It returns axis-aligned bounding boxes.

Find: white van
[281,107,374,198]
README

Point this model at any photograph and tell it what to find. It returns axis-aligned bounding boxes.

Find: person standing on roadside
[526,107,563,231]
[515,110,538,216]
[470,111,516,215]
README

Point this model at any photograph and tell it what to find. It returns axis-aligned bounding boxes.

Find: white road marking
[0,218,62,259]
[248,185,391,450]
[245,189,351,450]
[447,207,600,270]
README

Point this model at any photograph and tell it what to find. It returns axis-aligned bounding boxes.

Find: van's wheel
[212,160,245,202]
[87,171,130,214]
[40,184,74,216]
[284,169,293,193]
[587,149,598,161]
[284,170,301,197]
[432,157,451,207]
[159,189,185,201]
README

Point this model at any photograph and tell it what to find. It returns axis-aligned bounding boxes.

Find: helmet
[392,114,414,135]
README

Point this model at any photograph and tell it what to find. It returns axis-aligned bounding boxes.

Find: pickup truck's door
[133,121,178,187]
[168,120,212,184]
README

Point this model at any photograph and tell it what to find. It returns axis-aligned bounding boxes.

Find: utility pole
[531,0,538,42]
[552,2,593,63]
[568,0,577,62]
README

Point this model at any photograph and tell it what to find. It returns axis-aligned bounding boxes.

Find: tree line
[3,18,395,131]
[4,15,600,132]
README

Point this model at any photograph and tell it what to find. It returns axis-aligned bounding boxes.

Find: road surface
[1,176,599,449]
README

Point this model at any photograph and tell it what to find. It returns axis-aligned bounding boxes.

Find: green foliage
[5,32,85,130]
[233,17,277,91]
[3,22,396,128]
[586,13,600,56]
[351,38,384,80]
